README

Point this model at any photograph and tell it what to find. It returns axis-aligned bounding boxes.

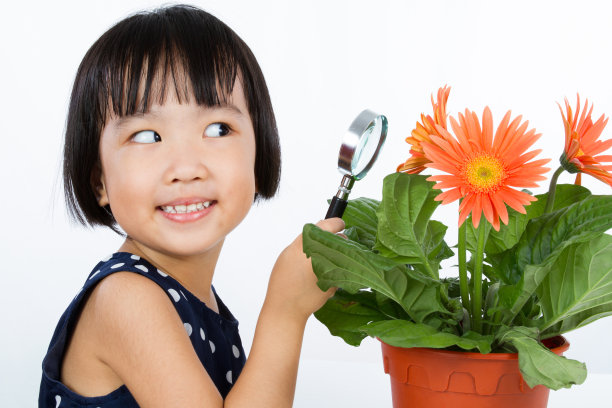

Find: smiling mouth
[160,201,216,214]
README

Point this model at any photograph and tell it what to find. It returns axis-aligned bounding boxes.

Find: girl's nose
[164,140,209,184]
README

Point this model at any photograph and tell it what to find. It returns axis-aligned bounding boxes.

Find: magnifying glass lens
[351,118,383,177]
[325,110,388,219]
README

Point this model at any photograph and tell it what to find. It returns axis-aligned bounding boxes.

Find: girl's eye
[204,123,231,138]
[131,130,162,144]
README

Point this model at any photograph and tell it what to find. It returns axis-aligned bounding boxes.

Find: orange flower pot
[380,336,569,408]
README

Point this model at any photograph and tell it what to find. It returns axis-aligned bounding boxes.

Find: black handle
[325,196,348,219]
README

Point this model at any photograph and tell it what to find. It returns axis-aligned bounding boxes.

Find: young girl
[39,5,344,407]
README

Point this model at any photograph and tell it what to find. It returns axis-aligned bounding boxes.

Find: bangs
[97,7,241,119]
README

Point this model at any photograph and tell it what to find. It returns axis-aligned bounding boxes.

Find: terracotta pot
[380,336,569,408]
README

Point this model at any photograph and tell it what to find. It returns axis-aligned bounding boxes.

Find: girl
[39,5,344,407]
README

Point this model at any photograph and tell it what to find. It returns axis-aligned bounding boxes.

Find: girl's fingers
[314,217,345,234]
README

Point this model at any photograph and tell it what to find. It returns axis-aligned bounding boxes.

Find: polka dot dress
[39,252,247,407]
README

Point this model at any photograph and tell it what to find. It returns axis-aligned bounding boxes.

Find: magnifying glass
[325,109,388,219]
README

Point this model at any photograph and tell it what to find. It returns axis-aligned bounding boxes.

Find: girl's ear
[91,163,109,207]
[96,177,109,207]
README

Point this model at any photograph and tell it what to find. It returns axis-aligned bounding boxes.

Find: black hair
[63,4,280,231]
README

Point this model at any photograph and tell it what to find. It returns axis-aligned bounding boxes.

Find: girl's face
[96,79,256,259]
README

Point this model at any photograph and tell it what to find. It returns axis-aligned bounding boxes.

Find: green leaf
[373,173,450,277]
[421,220,455,273]
[497,231,606,327]
[344,226,376,250]
[303,223,451,323]
[496,265,541,326]
[467,184,591,256]
[442,276,461,299]
[374,291,412,320]
[495,325,540,342]
[360,320,493,353]
[535,234,612,335]
[313,289,388,346]
[499,328,586,390]
[490,194,612,285]
[548,184,593,209]
[542,304,612,338]
[341,197,380,249]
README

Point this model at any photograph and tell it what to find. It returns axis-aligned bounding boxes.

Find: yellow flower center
[463,154,507,193]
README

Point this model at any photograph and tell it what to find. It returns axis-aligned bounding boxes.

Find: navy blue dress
[39,252,247,407]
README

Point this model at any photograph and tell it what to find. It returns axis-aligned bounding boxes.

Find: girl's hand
[264,218,345,323]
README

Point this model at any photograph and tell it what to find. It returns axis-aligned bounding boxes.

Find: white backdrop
[1,0,611,406]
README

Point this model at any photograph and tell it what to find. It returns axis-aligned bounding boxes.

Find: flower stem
[544,166,565,213]
[471,220,487,333]
[458,222,470,314]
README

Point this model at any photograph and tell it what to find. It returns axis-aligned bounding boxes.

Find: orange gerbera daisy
[559,96,612,186]
[422,108,551,230]
[397,86,450,174]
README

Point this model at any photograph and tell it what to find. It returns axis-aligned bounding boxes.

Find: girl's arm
[84,218,344,407]
[225,217,345,407]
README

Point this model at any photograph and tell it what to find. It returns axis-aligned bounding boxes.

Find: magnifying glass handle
[325,174,355,219]
[325,196,348,219]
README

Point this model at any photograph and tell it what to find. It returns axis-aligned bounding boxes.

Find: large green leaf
[535,234,612,334]
[467,184,592,257]
[360,319,493,353]
[498,232,602,324]
[303,223,451,323]
[373,173,451,276]
[542,304,612,338]
[490,194,612,285]
[496,231,603,326]
[313,289,389,346]
[341,197,380,249]
[498,328,586,390]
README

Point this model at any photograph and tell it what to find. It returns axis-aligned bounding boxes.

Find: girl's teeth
[161,201,212,214]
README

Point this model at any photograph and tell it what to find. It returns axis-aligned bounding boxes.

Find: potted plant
[302,87,612,407]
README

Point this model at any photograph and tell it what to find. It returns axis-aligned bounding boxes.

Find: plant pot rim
[378,335,569,360]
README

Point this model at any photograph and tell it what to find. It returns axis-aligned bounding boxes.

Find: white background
[1,0,611,406]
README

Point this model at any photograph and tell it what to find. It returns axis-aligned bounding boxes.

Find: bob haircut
[63,4,280,232]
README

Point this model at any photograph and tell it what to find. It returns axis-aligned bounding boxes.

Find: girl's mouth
[160,200,214,214]
[158,200,217,222]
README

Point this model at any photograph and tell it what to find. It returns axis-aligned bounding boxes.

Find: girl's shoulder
[61,253,196,395]
[41,252,246,407]
[60,270,180,396]
[65,267,217,402]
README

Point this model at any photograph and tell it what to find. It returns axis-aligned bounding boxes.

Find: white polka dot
[157,269,168,277]
[226,370,233,384]
[168,289,181,302]
[200,328,206,341]
[209,340,216,353]
[130,254,140,260]
[55,395,61,408]
[232,345,240,358]
[89,270,101,280]
[184,323,192,336]
[110,263,125,269]
[180,290,188,301]
[134,264,148,273]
